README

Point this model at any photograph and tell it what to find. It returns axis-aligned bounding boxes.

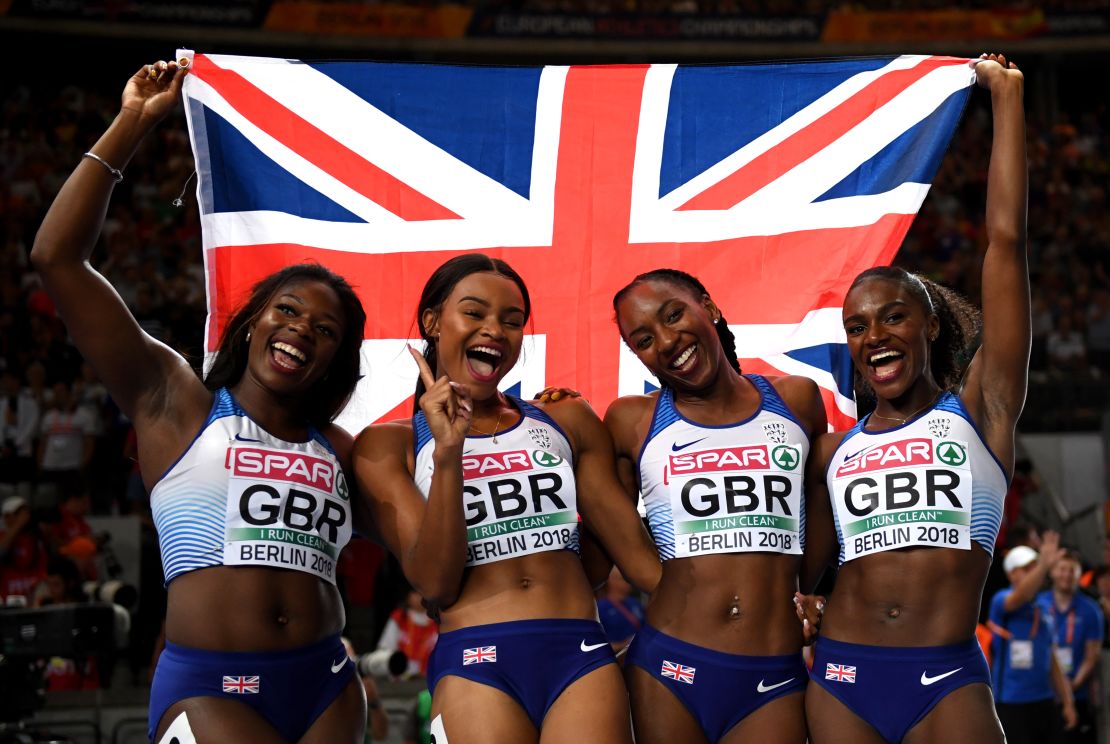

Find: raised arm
[961,54,1029,470]
[553,397,661,595]
[352,348,473,607]
[30,61,203,426]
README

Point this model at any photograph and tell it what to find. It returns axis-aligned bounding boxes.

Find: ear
[702,294,721,324]
[421,308,440,339]
[926,314,940,343]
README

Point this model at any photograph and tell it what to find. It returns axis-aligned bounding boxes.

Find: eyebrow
[843,299,910,323]
[278,293,342,326]
[458,296,526,316]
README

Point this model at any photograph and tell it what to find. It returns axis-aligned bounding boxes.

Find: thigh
[432,674,539,744]
[298,674,367,744]
[722,691,806,744]
[625,664,708,744]
[153,697,286,744]
[540,663,633,744]
[804,681,885,744]
[904,683,1003,744]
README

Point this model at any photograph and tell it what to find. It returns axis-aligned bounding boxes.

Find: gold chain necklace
[468,410,505,444]
[870,391,942,426]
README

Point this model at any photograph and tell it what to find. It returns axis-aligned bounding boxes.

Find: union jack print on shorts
[825,663,857,683]
[222,675,260,693]
[660,659,696,684]
[463,646,497,665]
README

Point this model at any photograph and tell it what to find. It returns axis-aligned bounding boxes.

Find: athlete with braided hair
[606,269,826,743]
[800,55,1031,743]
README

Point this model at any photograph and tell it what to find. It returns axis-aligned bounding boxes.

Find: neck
[1055,588,1075,606]
[872,378,942,423]
[230,378,309,439]
[673,363,746,410]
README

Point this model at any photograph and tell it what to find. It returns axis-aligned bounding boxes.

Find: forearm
[405,447,468,603]
[1073,645,1100,688]
[1051,653,1076,707]
[984,72,1027,252]
[1004,563,1049,609]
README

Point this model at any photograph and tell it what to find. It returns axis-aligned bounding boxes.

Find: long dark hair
[413,254,531,413]
[204,264,367,426]
[848,266,981,393]
[612,268,741,382]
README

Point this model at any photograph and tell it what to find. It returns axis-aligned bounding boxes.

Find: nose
[862,319,888,346]
[656,324,680,354]
[287,315,310,337]
[481,318,507,341]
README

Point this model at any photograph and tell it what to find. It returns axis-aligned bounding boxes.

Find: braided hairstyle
[412,254,532,413]
[848,266,981,394]
[205,263,367,427]
[612,268,741,381]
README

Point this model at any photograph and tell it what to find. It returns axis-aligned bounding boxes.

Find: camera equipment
[355,648,408,678]
[81,579,138,613]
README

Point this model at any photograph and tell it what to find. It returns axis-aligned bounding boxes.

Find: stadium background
[0,2,1107,742]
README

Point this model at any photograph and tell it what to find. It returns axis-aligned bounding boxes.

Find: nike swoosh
[235,433,263,443]
[920,667,962,685]
[671,438,707,452]
[843,446,868,462]
[331,656,348,674]
[757,677,795,693]
[580,640,608,652]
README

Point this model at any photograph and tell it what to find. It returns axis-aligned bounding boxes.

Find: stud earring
[245,331,252,342]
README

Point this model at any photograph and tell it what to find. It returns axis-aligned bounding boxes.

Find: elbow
[412,578,460,609]
[30,232,64,274]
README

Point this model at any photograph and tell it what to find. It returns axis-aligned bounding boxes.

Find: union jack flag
[180,51,974,430]
[661,659,696,684]
[222,675,260,693]
[462,645,498,665]
[825,663,857,683]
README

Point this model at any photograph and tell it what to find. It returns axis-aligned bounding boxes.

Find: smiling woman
[801,54,1031,744]
[30,60,369,744]
[352,253,660,744]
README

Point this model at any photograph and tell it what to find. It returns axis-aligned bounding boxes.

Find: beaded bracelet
[82,151,123,183]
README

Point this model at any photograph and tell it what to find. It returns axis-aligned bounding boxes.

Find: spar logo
[229,448,336,492]
[936,441,966,467]
[835,439,932,477]
[772,446,799,472]
[670,445,769,474]
[532,451,564,468]
[462,450,533,480]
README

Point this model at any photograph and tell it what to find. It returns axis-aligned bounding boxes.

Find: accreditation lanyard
[1050,604,1076,646]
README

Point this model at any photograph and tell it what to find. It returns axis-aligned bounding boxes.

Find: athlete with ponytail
[352,253,660,743]
[800,55,1030,743]
[606,269,826,743]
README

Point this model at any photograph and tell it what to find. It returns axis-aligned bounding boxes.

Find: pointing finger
[408,345,438,390]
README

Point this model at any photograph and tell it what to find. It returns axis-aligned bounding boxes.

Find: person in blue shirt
[989,534,1077,744]
[1038,548,1104,744]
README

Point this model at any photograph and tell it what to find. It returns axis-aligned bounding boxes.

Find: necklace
[870,391,942,426]
[469,410,505,443]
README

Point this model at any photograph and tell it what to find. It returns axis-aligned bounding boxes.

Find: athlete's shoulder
[811,430,849,471]
[319,423,355,468]
[603,392,658,430]
[764,374,825,434]
[353,418,415,457]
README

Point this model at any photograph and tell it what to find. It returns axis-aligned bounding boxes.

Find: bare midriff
[820,546,991,647]
[646,553,803,655]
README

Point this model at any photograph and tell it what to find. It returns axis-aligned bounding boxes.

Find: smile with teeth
[271,341,307,369]
[466,345,503,379]
[868,349,903,366]
[671,344,697,369]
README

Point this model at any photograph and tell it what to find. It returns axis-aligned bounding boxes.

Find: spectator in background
[47,490,98,581]
[0,495,50,601]
[36,380,94,505]
[1,369,39,492]
[1086,288,1110,373]
[1093,566,1110,744]
[1039,549,1103,743]
[595,566,644,652]
[1047,312,1089,376]
[376,589,437,678]
[33,555,100,692]
[989,535,1078,743]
